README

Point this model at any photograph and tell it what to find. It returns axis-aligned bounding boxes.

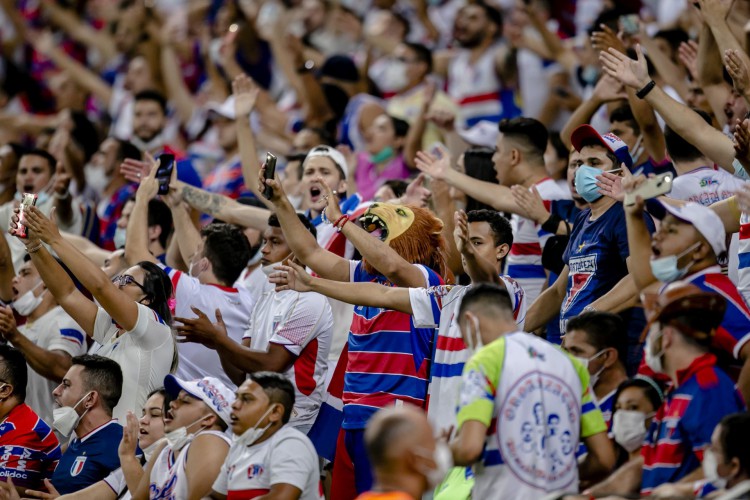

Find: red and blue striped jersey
[203,156,251,200]
[0,404,60,490]
[640,354,745,495]
[342,261,443,429]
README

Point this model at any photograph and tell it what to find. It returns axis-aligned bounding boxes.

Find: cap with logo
[164,375,235,427]
[570,124,633,169]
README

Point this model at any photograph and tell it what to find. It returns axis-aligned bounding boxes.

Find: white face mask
[261,261,284,277]
[612,409,652,452]
[165,414,210,452]
[644,325,665,374]
[415,442,453,489]
[130,134,164,154]
[53,391,93,437]
[142,437,167,462]
[12,280,46,316]
[113,227,127,249]
[463,315,484,355]
[575,350,607,388]
[702,448,729,490]
[379,60,409,92]
[234,404,275,449]
[84,164,110,194]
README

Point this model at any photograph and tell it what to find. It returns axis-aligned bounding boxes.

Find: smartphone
[14,193,38,239]
[620,14,640,36]
[156,154,175,195]
[263,153,277,200]
[624,172,673,206]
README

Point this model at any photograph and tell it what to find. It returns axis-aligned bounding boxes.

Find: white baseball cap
[304,145,349,180]
[648,200,728,264]
[164,375,235,427]
[457,121,499,148]
[206,96,236,120]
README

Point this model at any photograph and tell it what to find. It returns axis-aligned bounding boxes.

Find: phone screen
[263,153,277,200]
[156,154,175,195]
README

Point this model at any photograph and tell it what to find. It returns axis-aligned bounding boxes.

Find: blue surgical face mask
[369,146,395,165]
[574,164,604,203]
[649,242,701,283]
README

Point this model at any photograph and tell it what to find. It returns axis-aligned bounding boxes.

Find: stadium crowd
[1,0,750,498]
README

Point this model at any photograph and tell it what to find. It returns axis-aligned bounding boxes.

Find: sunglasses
[112,274,148,295]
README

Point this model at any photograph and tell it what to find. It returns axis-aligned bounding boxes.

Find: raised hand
[697,0,732,26]
[596,169,625,203]
[399,173,431,207]
[414,147,451,180]
[135,153,160,202]
[599,45,651,90]
[118,411,140,459]
[120,157,153,184]
[678,40,699,81]
[725,49,750,95]
[23,206,62,245]
[511,185,549,223]
[258,163,287,205]
[591,24,626,55]
[734,118,750,172]
[269,261,314,293]
[0,306,19,344]
[232,74,260,118]
[317,177,343,222]
[453,210,470,255]
[174,307,228,349]
[619,164,648,212]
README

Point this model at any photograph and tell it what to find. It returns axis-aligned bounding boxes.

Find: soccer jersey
[243,279,333,433]
[202,155,250,200]
[736,211,750,305]
[667,166,744,206]
[52,419,122,495]
[212,426,323,500]
[0,404,60,490]
[92,303,174,421]
[641,354,744,496]
[506,178,571,304]
[408,276,527,435]
[149,430,231,500]
[343,260,442,429]
[561,203,655,332]
[167,267,255,388]
[456,332,606,500]
[96,183,137,250]
[15,306,87,426]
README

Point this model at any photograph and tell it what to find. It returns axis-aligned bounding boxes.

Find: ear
[694,240,711,261]
[84,391,97,410]
[147,225,162,242]
[729,456,742,478]
[337,178,348,195]
[495,243,510,261]
[660,325,674,351]
[602,348,617,369]
[268,403,285,424]
[510,148,521,166]
[0,384,13,401]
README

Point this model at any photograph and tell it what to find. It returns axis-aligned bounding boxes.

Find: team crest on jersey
[699,177,718,187]
[247,464,264,478]
[498,372,579,490]
[563,255,596,312]
[527,347,545,361]
[70,456,86,476]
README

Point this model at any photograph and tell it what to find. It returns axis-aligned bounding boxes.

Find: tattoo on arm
[181,186,228,216]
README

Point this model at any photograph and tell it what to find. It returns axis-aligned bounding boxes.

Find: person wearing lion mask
[261,164,450,500]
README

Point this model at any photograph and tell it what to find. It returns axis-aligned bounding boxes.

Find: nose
[52,384,62,398]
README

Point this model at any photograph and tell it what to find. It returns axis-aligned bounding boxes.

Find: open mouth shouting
[361,213,388,241]
[309,186,323,204]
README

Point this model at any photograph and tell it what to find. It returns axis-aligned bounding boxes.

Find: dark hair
[463,147,498,212]
[391,11,410,38]
[72,354,123,415]
[665,312,719,348]
[148,199,173,248]
[200,223,251,285]
[365,409,417,467]
[612,377,664,416]
[250,371,296,424]
[134,90,167,114]
[467,209,513,248]
[548,131,569,165]
[20,148,57,174]
[390,116,410,139]
[498,117,548,161]
[578,138,619,169]
[267,213,317,239]
[476,1,503,32]
[566,312,627,367]
[403,42,433,74]
[664,109,711,163]
[0,345,27,401]
[609,105,641,136]
[300,127,334,147]
[116,140,142,162]
[380,179,408,199]
[718,413,750,474]
[137,261,173,323]
[457,282,513,319]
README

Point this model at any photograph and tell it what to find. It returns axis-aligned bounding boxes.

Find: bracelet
[53,190,71,200]
[541,214,562,234]
[332,215,348,229]
[335,215,350,233]
[635,80,656,99]
[27,243,43,254]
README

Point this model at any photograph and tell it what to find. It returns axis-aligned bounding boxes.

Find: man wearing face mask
[697,412,750,498]
[450,284,615,499]
[636,282,745,497]
[129,375,233,500]
[50,355,124,495]
[625,196,750,404]
[209,373,323,500]
[355,405,450,500]
[0,255,87,426]
[176,213,333,435]
[126,173,254,389]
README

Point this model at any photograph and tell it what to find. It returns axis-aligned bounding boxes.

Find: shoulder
[271,427,315,451]
[191,431,231,448]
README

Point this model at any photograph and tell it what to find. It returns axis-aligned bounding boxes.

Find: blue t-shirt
[52,420,122,495]
[561,203,655,332]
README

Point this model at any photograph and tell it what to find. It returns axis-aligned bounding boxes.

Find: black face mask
[321,83,350,121]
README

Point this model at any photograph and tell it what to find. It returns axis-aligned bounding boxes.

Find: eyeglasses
[112,274,148,295]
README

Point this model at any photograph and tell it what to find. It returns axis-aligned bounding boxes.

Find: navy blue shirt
[52,420,122,495]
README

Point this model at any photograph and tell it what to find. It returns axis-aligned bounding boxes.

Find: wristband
[335,215,350,233]
[541,214,562,234]
[636,80,656,99]
[27,243,43,254]
[332,214,347,228]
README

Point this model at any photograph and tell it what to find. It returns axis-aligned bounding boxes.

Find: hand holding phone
[624,172,673,207]
[263,153,277,200]
[156,154,175,195]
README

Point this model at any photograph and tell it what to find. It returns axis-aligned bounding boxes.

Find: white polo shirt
[243,280,332,434]
[166,267,255,388]
[213,426,322,499]
[15,306,87,425]
[92,303,174,422]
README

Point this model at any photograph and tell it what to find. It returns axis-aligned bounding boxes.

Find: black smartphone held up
[156,154,175,195]
[263,152,277,199]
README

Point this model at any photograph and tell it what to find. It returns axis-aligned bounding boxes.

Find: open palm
[232,74,259,117]
[600,45,650,90]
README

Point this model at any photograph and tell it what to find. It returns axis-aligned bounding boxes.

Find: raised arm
[0,232,14,302]
[559,73,627,149]
[453,211,501,285]
[21,207,144,332]
[524,265,569,333]
[231,75,269,202]
[39,0,118,63]
[159,35,198,126]
[125,161,160,265]
[600,45,736,170]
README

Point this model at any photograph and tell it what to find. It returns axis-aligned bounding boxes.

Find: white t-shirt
[167,267,255,389]
[668,166,744,206]
[92,303,174,422]
[102,467,130,500]
[15,306,87,425]
[243,280,332,434]
[408,276,527,435]
[212,426,322,499]
[149,430,230,500]
[237,266,266,305]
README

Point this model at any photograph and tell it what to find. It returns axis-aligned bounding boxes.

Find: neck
[665,349,703,387]
[469,37,495,61]
[75,411,111,439]
[594,367,627,401]
[513,165,546,188]
[250,422,282,447]
[148,241,166,259]
[224,147,239,158]
[588,196,616,219]
[246,261,261,274]
[674,158,711,176]
[370,472,421,500]
[0,399,19,422]
[27,300,55,322]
